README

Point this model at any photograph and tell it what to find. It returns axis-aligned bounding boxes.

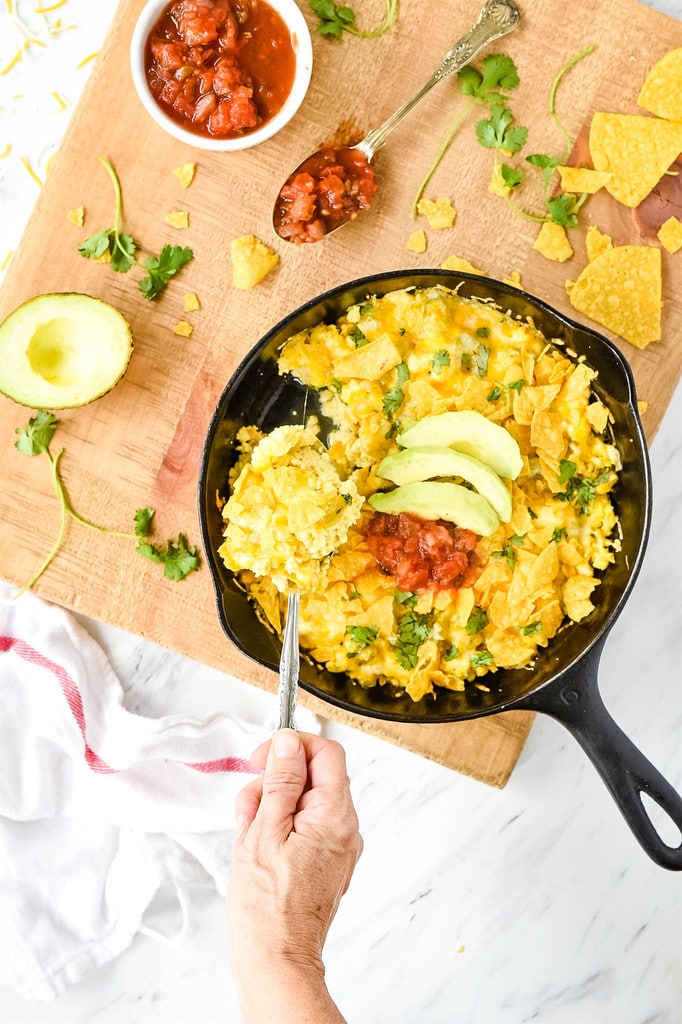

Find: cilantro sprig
[395,609,431,670]
[383,362,410,418]
[14,412,199,594]
[555,460,612,515]
[79,157,193,300]
[309,0,398,39]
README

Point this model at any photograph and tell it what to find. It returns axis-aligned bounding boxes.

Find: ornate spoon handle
[356,0,521,161]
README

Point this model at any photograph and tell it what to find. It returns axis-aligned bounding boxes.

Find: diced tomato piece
[365,512,481,593]
[150,39,188,70]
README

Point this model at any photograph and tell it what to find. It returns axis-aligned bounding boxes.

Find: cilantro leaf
[15,410,58,456]
[500,163,524,189]
[520,621,543,637]
[138,245,194,300]
[526,153,560,189]
[476,105,527,153]
[78,229,114,260]
[394,588,418,608]
[556,469,611,515]
[558,459,577,483]
[350,325,369,348]
[134,507,155,537]
[310,0,356,36]
[345,624,379,649]
[466,606,489,635]
[473,342,490,377]
[550,527,567,543]
[470,649,494,668]
[547,192,587,228]
[487,384,504,402]
[508,379,524,394]
[109,232,137,273]
[444,643,459,661]
[395,610,431,669]
[136,533,200,581]
[459,54,520,104]
[492,533,524,568]
[432,348,451,373]
[382,362,410,418]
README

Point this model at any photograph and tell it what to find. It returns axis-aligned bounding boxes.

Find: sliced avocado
[0,292,133,409]
[377,445,512,522]
[398,410,523,480]
[369,481,500,536]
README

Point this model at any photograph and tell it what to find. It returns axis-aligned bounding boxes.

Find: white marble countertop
[0,1,680,1021]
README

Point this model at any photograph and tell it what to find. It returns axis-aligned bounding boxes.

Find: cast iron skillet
[198,269,682,870]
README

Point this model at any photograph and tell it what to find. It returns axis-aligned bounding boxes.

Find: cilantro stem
[347,0,398,37]
[97,155,142,269]
[15,449,68,597]
[410,97,475,217]
[548,45,596,161]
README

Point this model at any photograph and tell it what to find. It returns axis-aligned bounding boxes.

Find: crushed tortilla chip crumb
[440,255,484,274]
[533,221,573,262]
[417,196,456,229]
[184,292,201,311]
[67,206,84,227]
[589,112,682,208]
[637,47,682,121]
[557,166,611,194]
[406,230,427,253]
[488,165,511,197]
[503,270,523,288]
[657,215,682,254]
[173,320,193,337]
[165,210,189,229]
[566,244,661,349]
[585,225,613,262]
[637,400,649,415]
[172,162,196,188]
[231,234,279,289]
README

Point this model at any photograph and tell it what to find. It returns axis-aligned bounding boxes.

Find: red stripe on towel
[0,635,258,776]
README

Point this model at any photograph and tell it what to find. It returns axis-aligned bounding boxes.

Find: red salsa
[273,146,377,243]
[366,512,481,593]
[145,0,296,139]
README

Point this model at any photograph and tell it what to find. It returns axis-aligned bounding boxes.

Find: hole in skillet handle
[516,638,682,871]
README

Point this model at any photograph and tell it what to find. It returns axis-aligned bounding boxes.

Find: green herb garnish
[395,610,431,669]
[470,650,494,668]
[432,348,451,373]
[345,624,379,649]
[309,0,398,39]
[383,362,410,417]
[466,606,489,635]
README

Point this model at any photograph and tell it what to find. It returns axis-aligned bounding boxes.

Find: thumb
[256,729,307,843]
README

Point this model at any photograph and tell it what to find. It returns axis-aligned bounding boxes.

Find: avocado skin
[377,445,512,522]
[398,410,523,480]
[368,481,500,536]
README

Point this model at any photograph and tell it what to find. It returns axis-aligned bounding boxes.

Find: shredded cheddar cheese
[1,49,22,76]
[75,51,98,68]
[0,250,14,271]
[35,0,69,12]
[19,156,43,187]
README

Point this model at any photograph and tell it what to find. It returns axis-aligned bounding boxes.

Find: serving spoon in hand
[273,0,521,243]
[277,587,300,730]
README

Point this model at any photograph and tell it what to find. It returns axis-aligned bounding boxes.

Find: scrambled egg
[219,425,363,592]
[222,286,622,702]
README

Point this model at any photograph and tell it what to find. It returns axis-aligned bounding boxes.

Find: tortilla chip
[406,229,427,253]
[637,400,649,415]
[533,221,573,262]
[563,575,597,622]
[332,334,402,381]
[230,234,279,289]
[503,270,523,288]
[637,48,682,121]
[566,244,661,348]
[173,320,193,337]
[657,215,682,254]
[165,210,189,229]
[489,165,511,197]
[67,205,84,227]
[585,400,609,433]
[440,255,484,274]
[417,196,456,229]
[172,162,196,188]
[183,292,201,311]
[557,166,611,194]
[589,112,682,207]
[585,225,613,262]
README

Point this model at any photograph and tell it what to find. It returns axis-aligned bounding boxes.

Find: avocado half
[0,292,133,409]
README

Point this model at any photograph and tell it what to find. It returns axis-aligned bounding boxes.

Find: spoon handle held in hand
[356,0,521,160]
[277,588,300,730]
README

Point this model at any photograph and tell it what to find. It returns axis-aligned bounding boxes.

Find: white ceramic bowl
[130,0,313,151]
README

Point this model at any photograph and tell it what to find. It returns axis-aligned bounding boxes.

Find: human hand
[227,729,362,1024]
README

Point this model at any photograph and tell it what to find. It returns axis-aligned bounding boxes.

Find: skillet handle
[519,638,682,870]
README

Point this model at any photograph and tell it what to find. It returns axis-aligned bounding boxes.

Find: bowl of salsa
[130,0,313,151]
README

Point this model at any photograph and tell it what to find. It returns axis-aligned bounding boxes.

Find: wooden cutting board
[1,0,680,787]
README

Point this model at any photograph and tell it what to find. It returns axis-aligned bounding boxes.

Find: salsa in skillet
[145,0,296,139]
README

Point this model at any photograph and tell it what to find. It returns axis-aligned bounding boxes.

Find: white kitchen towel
[0,580,317,1001]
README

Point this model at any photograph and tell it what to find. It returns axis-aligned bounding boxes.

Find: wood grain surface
[1,0,680,787]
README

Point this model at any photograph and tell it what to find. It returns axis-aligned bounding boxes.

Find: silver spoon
[273,0,521,242]
[277,587,300,730]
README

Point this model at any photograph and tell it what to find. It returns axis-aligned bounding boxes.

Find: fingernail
[272,728,301,758]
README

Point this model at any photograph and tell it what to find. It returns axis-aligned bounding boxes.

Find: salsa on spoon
[272,0,520,244]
